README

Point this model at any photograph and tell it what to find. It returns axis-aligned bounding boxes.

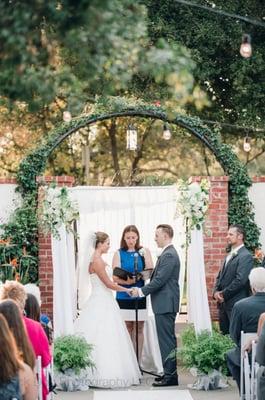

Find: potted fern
[54,334,95,391]
[177,325,235,390]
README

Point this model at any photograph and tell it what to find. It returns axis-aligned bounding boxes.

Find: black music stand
[133,253,160,378]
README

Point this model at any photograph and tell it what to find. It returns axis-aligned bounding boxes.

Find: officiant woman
[112,225,153,358]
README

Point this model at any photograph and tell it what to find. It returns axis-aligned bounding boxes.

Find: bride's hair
[95,232,109,248]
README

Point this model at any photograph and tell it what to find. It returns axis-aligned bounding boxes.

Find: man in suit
[226,267,265,390]
[213,224,253,334]
[131,224,180,387]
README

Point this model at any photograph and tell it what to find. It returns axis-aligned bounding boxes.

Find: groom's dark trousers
[142,244,180,380]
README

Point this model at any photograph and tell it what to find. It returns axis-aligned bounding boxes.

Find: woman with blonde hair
[0,314,37,400]
[0,280,51,399]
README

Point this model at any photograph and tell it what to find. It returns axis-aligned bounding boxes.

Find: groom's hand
[131,287,139,297]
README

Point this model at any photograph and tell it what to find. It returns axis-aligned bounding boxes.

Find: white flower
[176,179,210,244]
[39,186,79,239]
[138,247,145,257]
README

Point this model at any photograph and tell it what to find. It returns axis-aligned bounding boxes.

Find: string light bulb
[126,124,138,150]
[243,136,251,152]
[163,124,171,140]
[63,111,72,122]
[240,34,252,58]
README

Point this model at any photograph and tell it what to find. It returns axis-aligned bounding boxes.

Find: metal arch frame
[47,109,226,172]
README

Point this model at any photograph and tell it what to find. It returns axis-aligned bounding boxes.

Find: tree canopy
[145,0,265,129]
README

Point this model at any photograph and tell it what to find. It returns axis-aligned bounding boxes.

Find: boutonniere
[138,247,145,257]
[231,251,238,260]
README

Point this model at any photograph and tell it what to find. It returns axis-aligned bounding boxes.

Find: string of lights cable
[174,0,265,28]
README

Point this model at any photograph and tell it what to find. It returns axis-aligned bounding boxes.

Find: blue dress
[116,249,146,311]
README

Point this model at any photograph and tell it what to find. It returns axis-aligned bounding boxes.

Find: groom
[131,224,180,387]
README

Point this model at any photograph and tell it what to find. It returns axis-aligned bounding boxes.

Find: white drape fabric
[51,185,212,355]
[71,185,184,374]
[187,228,212,334]
[52,226,76,338]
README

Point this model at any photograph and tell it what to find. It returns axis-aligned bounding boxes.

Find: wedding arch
[0,96,260,287]
[14,96,259,253]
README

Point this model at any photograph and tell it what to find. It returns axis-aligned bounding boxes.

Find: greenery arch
[1,97,260,282]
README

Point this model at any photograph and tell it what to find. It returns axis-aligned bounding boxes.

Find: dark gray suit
[226,292,265,389]
[213,245,253,334]
[141,244,180,380]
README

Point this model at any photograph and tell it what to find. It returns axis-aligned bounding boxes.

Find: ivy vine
[0,96,260,282]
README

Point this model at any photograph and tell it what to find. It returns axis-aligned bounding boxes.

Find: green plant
[178,325,235,375]
[54,335,95,375]
[0,97,260,284]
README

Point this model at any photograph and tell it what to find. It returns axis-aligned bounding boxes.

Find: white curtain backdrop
[71,185,184,374]
[51,185,212,344]
[187,228,212,334]
[52,226,77,338]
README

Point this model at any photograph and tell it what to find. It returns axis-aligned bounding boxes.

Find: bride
[74,231,141,388]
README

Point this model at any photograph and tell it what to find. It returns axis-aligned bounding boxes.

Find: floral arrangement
[38,185,79,240]
[254,249,265,266]
[138,247,145,257]
[176,178,210,242]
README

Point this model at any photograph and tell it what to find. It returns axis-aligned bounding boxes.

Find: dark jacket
[141,244,180,314]
[213,245,253,310]
[229,292,265,347]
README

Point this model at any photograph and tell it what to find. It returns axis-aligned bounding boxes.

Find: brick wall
[0,178,17,183]
[37,176,75,318]
[198,177,229,320]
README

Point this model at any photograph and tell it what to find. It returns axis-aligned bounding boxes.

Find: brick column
[195,176,229,320]
[0,178,17,184]
[37,176,75,319]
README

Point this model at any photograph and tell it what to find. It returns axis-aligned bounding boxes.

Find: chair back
[36,355,43,400]
[240,331,257,400]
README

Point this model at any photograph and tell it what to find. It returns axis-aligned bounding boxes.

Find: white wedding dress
[74,265,141,388]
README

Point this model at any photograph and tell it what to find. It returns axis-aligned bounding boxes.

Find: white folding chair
[36,356,43,400]
[44,357,54,400]
[244,351,251,400]
[240,331,257,400]
[251,340,259,400]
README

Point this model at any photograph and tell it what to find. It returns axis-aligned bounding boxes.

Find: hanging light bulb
[240,34,252,58]
[63,111,72,122]
[163,124,171,140]
[243,136,251,152]
[126,124,137,150]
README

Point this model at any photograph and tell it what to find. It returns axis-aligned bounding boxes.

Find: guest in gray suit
[131,224,180,387]
[226,267,265,390]
[213,224,253,334]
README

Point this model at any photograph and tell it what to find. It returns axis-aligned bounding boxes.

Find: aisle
[94,390,193,400]
[56,370,238,400]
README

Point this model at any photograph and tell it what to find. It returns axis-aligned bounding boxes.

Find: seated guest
[24,283,41,306]
[25,293,40,321]
[0,300,35,371]
[0,314,37,400]
[0,280,51,400]
[226,267,265,390]
[25,293,53,345]
[254,313,265,400]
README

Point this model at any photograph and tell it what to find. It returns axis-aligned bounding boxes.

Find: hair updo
[95,232,109,248]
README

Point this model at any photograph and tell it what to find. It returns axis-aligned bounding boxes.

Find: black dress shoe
[152,377,179,387]
[154,375,164,382]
